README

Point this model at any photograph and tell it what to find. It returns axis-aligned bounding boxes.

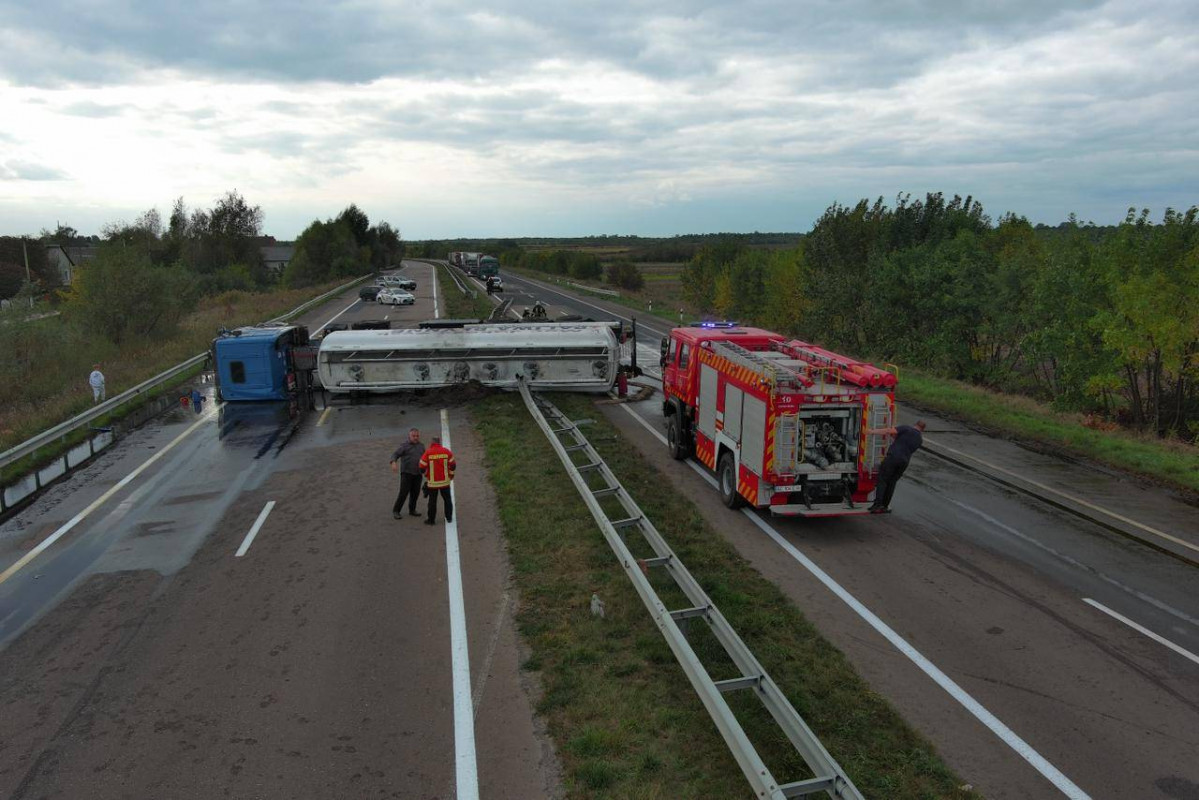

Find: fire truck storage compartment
[698,364,718,437]
[741,394,767,475]
[796,407,859,471]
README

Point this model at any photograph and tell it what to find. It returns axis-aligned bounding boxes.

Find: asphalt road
[0,263,560,799]
[467,265,1199,800]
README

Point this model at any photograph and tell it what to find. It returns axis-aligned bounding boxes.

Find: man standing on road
[866,420,926,514]
[89,364,106,404]
[389,428,425,519]
[419,436,456,525]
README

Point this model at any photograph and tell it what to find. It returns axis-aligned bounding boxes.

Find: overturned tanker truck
[211,320,634,401]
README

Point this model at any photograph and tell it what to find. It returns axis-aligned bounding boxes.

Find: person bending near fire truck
[389,427,426,519]
[420,436,456,525]
[865,420,926,514]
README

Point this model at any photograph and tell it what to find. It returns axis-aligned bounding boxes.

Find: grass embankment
[0,279,356,460]
[900,369,1199,495]
[475,393,977,799]
[435,264,494,319]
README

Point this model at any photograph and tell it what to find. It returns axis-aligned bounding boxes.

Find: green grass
[900,368,1199,495]
[502,265,692,327]
[435,264,494,319]
[1,278,359,475]
[474,393,979,799]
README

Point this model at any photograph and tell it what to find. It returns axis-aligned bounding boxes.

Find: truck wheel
[718,453,745,509]
[666,417,688,460]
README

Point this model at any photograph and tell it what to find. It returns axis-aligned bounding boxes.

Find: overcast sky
[1,0,1196,239]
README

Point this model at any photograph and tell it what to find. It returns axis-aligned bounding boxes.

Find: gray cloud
[0,160,69,181]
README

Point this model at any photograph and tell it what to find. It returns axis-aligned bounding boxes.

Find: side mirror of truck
[660,336,670,368]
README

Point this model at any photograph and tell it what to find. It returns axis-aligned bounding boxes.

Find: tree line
[681,193,1199,441]
[1,192,402,345]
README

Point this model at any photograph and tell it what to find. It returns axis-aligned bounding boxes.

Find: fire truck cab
[660,323,897,517]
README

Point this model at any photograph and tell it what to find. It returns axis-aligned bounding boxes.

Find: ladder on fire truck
[519,380,864,800]
[709,340,810,390]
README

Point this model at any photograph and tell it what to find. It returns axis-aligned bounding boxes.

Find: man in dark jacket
[866,420,926,514]
[389,428,426,519]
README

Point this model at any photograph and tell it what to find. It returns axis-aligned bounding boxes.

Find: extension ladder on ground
[519,381,864,800]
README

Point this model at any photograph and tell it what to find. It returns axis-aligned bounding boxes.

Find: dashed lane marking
[234,500,276,557]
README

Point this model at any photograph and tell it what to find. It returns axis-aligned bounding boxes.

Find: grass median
[900,369,1199,496]
[435,263,494,319]
[474,392,978,799]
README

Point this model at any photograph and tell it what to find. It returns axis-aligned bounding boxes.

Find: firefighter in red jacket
[419,436,456,525]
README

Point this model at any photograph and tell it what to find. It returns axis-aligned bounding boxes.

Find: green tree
[63,244,197,343]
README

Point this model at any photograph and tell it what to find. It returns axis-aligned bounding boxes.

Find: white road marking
[316,406,333,427]
[503,273,670,337]
[440,408,479,800]
[0,408,216,587]
[926,437,1199,559]
[235,500,276,557]
[1083,598,1199,667]
[934,492,1199,629]
[618,403,1091,800]
[317,298,360,331]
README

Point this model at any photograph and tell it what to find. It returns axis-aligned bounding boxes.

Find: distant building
[44,243,98,285]
[259,240,295,277]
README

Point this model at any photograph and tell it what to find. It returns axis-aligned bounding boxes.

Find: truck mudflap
[770,503,873,518]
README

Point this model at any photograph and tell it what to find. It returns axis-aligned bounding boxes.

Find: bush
[605,260,644,290]
[63,244,198,343]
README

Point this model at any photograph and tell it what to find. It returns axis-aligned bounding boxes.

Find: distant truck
[463,252,481,276]
[478,255,499,279]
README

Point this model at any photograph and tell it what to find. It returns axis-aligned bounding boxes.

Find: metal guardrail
[566,280,620,297]
[521,382,864,800]
[0,274,369,474]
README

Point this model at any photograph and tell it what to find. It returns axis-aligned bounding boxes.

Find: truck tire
[666,417,688,460]
[718,453,745,509]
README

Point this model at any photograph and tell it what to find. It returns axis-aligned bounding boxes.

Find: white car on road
[377,288,416,306]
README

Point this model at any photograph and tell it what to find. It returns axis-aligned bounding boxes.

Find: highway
[1,260,1197,799]
[477,266,1199,800]
[0,262,558,800]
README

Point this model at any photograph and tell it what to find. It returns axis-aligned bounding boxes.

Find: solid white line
[504,272,670,337]
[934,492,1199,629]
[317,298,360,331]
[440,408,479,800]
[0,408,216,587]
[925,437,1198,558]
[617,403,1091,799]
[235,500,276,557]
[1083,598,1199,667]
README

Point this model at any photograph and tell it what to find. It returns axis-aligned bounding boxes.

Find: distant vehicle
[377,289,416,306]
[380,275,416,290]
[463,252,481,276]
[486,276,504,293]
[395,278,417,290]
[478,255,499,279]
[359,285,382,300]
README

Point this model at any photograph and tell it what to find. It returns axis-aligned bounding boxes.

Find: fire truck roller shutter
[742,394,767,475]
[698,363,719,438]
[723,383,744,442]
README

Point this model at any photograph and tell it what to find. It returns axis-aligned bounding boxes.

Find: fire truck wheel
[666,417,688,460]
[718,453,745,509]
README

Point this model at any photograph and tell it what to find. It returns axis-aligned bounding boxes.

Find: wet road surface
[0,263,560,799]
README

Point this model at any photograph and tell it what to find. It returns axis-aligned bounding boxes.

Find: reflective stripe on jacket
[419,444,456,488]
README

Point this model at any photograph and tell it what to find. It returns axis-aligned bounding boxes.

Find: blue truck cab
[211,325,313,401]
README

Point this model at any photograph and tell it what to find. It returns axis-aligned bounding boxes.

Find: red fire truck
[660,323,897,517]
